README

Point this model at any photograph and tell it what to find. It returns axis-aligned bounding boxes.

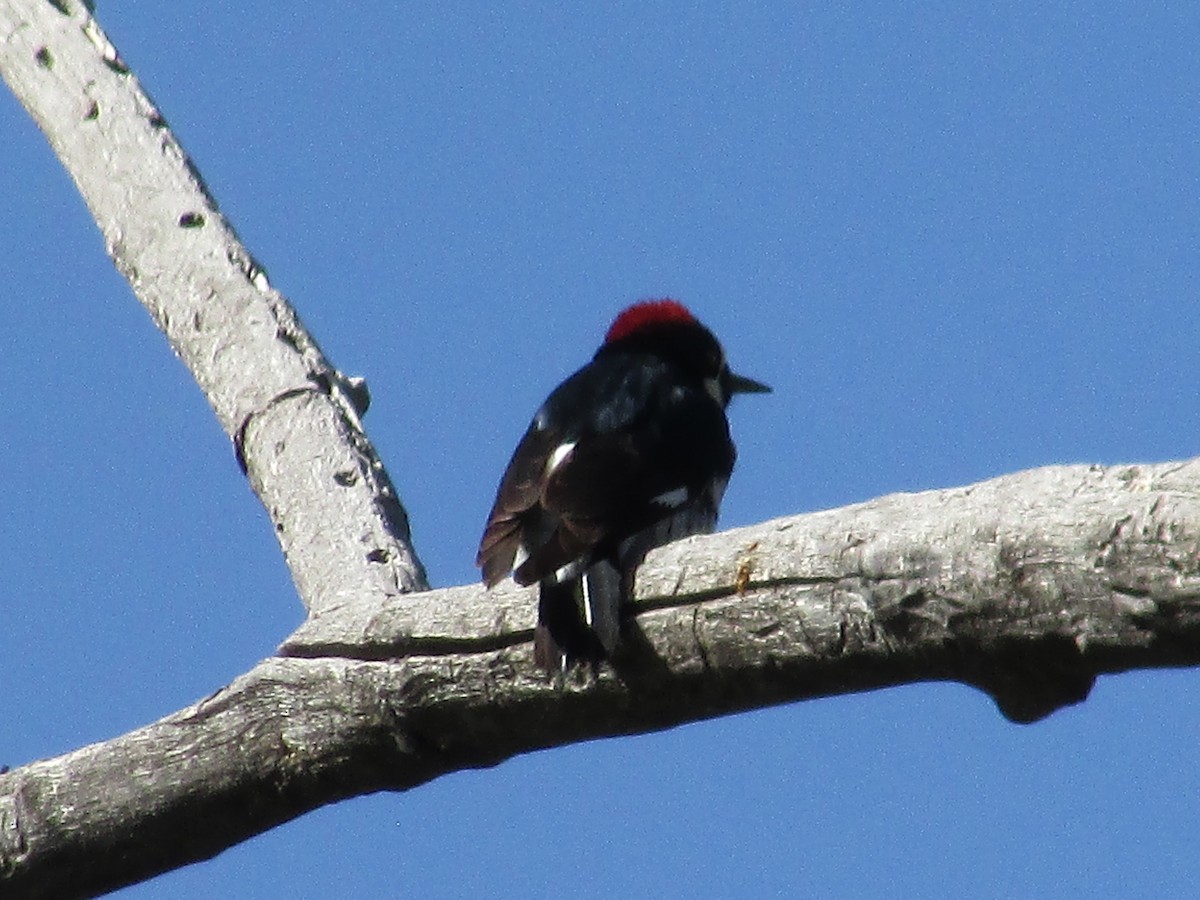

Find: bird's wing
[476,421,559,586]
[477,359,633,586]
[512,382,734,584]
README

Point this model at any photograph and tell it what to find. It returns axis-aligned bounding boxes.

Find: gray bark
[0,0,428,615]
[3,2,1199,899]
[3,459,1200,898]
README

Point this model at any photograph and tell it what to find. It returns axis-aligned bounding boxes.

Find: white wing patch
[545,440,577,477]
[651,486,690,509]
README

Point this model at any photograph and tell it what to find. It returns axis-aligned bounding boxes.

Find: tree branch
[0,0,427,612]
[5,2,1200,898]
[4,459,1200,898]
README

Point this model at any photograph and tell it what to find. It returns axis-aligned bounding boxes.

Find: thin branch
[0,0,427,612]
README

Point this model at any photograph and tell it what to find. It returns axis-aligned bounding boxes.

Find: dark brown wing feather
[476,424,559,586]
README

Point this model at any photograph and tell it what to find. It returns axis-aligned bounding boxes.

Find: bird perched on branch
[477,299,770,670]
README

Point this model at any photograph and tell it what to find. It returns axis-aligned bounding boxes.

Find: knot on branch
[959,633,1094,723]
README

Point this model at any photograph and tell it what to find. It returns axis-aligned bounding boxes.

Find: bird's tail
[535,561,624,671]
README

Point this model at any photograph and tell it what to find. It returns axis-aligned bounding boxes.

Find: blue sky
[2,3,1198,897]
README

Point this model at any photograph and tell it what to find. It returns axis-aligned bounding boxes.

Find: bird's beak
[727,371,772,395]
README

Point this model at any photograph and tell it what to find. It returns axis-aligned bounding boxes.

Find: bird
[476,299,770,670]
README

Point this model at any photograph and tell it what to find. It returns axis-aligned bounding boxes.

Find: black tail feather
[581,560,623,659]
[535,566,624,670]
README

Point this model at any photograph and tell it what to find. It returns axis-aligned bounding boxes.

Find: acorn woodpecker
[476,299,770,670]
